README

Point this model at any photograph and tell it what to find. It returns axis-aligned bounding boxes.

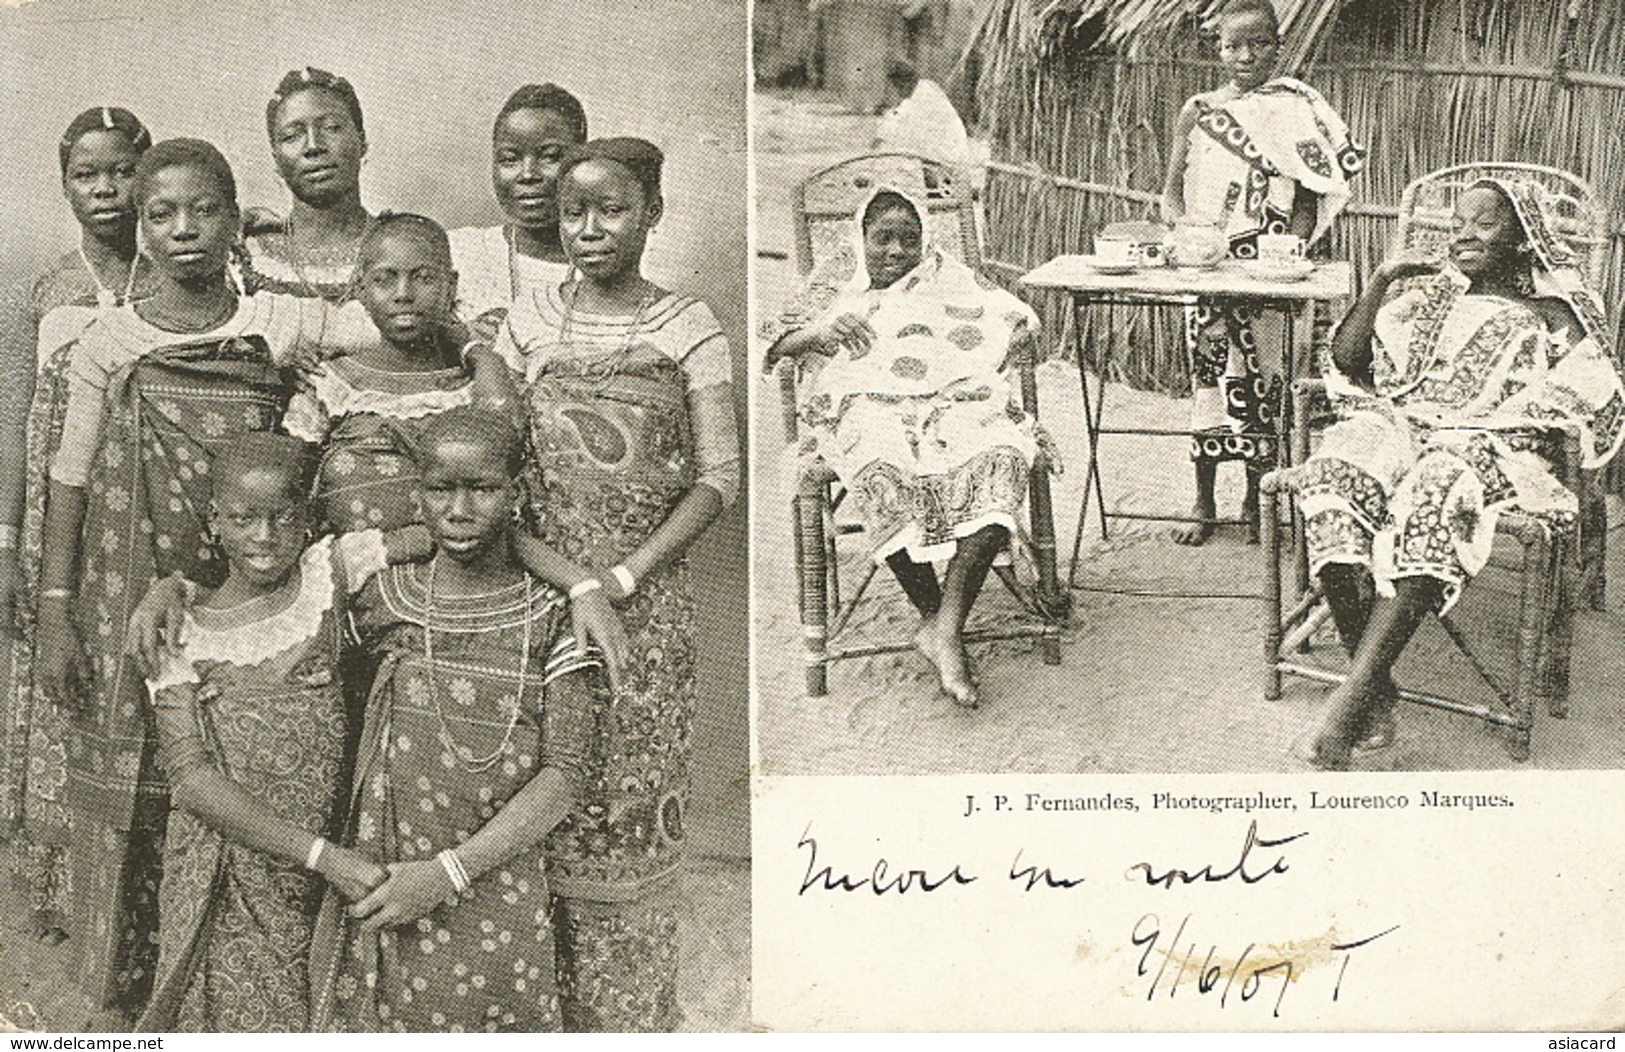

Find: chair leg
[1505,525,1549,762]
[1585,494,1607,611]
[1545,531,1574,720]
[794,475,832,698]
[1261,473,1284,701]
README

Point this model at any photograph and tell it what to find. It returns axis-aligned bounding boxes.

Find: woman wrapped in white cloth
[763,186,1045,708]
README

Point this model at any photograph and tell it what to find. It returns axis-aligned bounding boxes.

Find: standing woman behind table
[238,67,373,303]
[0,107,154,946]
[32,138,376,1016]
[495,137,739,1031]
[1160,0,1363,546]
[449,84,589,331]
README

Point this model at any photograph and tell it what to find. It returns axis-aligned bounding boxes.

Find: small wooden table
[1018,256,1354,596]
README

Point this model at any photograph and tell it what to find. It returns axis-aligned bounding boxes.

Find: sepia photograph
[751,0,1625,778]
[0,0,749,1033]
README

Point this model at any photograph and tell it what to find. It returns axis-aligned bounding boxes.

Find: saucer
[1242,258,1316,282]
[1082,255,1137,275]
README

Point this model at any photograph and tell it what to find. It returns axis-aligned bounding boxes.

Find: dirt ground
[752,89,1625,776]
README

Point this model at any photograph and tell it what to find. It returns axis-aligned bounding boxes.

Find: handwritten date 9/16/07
[796,821,1400,1015]
[1133,914,1400,1017]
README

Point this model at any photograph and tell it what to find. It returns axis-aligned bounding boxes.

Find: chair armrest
[776,357,801,445]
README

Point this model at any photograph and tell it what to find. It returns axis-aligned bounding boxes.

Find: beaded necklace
[559,278,656,386]
[78,241,139,308]
[420,558,533,773]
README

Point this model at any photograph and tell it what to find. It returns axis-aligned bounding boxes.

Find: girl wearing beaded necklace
[494,136,739,1032]
[0,105,153,948]
[310,408,607,1032]
[136,434,429,1031]
[237,67,374,304]
[448,84,589,334]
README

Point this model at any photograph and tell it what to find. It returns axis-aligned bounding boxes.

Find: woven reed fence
[971,0,1625,396]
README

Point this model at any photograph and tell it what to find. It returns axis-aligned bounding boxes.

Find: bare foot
[914,616,981,708]
[1292,729,1351,770]
[1354,675,1400,753]
[1171,499,1217,546]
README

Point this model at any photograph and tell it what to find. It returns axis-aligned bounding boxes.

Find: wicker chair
[775,153,1068,698]
[1260,162,1612,760]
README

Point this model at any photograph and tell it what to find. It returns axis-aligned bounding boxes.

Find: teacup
[1094,235,1139,268]
[1258,233,1305,263]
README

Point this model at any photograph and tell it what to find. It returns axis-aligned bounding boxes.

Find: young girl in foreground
[138,434,428,1031]
[1161,0,1362,545]
[311,407,609,1032]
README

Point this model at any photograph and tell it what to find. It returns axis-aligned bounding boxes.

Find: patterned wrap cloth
[1,253,153,931]
[137,533,386,1032]
[762,185,1043,564]
[1177,76,1365,464]
[1283,178,1625,612]
[309,564,604,1032]
[496,280,737,1031]
[283,357,475,535]
[64,332,290,1011]
[36,292,366,1013]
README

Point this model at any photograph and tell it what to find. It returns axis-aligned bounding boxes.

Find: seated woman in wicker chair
[1285,178,1625,769]
[763,187,1044,709]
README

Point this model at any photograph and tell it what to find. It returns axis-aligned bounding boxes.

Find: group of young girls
[0,67,738,1032]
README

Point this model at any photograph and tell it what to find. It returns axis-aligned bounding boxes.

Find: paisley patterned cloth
[1177,77,1364,464]
[497,282,737,1031]
[137,534,385,1032]
[762,185,1042,563]
[309,564,603,1032]
[1283,180,1625,611]
[283,357,474,534]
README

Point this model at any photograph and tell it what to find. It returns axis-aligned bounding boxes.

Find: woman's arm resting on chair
[1330,259,1440,384]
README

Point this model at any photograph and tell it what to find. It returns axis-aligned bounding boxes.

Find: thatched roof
[971,0,1340,73]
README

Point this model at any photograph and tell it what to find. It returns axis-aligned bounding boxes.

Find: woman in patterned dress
[32,138,378,1015]
[1284,179,1625,769]
[237,67,373,304]
[0,107,154,945]
[136,435,424,1032]
[1160,0,1363,545]
[761,186,1042,711]
[496,137,739,1031]
[449,84,588,332]
[310,408,607,1032]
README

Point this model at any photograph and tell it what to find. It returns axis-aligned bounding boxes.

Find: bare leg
[1318,563,1399,750]
[886,549,942,618]
[915,524,1005,708]
[1172,457,1218,546]
[1300,576,1444,769]
[1243,464,1263,545]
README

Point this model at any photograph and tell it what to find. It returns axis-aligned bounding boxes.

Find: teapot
[1166,218,1229,269]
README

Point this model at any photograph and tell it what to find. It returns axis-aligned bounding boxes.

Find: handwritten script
[794,820,1397,1016]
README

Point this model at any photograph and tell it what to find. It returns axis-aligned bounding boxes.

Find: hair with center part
[361,211,452,265]
[212,432,312,502]
[265,66,366,144]
[132,137,238,210]
[420,406,526,479]
[558,137,663,202]
[59,106,151,174]
[495,83,588,141]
